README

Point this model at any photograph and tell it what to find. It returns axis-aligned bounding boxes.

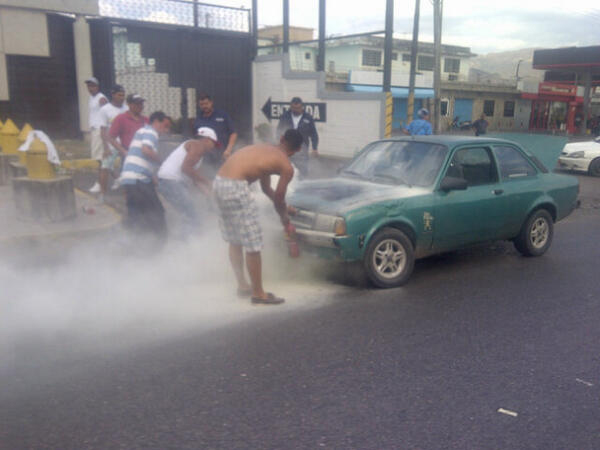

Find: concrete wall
[440,89,527,131]
[0,4,94,133]
[350,70,433,89]
[253,54,386,159]
[0,8,51,101]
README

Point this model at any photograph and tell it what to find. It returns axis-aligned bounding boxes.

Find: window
[493,146,536,180]
[305,52,311,60]
[448,74,458,81]
[444,58,460,73]
[402,53,411,62]
[503,101,515,117]
[392,52,398,61]
[417,55,434,71]
[447,147,497,186]
[440,99,449,116]
[483,100,495,117]
[362,49,382,67]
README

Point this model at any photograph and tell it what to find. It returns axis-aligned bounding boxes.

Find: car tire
[588,158,600,177]
[513,209,554,257]
[364,227,415,288]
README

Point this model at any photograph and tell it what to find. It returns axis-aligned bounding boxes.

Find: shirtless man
[213,129,304,305]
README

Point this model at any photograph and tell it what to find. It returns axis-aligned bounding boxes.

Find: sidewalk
[0,185,121,248]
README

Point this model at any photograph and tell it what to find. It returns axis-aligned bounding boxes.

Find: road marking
[497,408,518,417]
[576,378,594,387]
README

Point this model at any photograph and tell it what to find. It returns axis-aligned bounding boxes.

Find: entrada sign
[261,97,327,122]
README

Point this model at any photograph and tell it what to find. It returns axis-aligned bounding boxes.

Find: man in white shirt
[98,84,128,201]
[157,127,219,237]
[85,77,108,193]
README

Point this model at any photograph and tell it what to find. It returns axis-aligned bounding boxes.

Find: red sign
[538,82,577,97]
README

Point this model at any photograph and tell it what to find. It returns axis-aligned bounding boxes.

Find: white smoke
[0,203,347,370]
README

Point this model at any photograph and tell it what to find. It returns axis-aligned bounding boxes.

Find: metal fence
[99,0,251,33]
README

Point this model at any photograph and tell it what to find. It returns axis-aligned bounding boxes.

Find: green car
[288,136,579,288]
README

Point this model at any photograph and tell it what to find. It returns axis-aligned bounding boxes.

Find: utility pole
[251,0,258,58]
[383,0,394,138]
[193,0,198,27]
[407,0,420,124]
[432,0,443,134]
[317,0,326,71]
[383,0,394,92]
[283,0,289,54]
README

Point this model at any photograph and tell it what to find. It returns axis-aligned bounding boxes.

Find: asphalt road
[1,171,599,450]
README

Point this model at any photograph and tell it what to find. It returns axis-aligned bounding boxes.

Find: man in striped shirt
[120,111,172,240]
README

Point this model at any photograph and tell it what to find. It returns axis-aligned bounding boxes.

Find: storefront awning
[346,84,434,99]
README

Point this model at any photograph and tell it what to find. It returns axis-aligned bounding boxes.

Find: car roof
[380,135,519,148]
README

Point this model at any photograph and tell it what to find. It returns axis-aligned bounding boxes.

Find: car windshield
[341,141,448,187]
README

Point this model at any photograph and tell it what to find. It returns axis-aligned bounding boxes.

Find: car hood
[563,141,600,154]
[289,177,428,215]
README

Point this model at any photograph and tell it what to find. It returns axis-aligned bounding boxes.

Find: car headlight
[313,214,347,236]
[568,151,585,158]
[334,218,347,236]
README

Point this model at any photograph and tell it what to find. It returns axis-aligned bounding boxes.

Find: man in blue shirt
[120,111,172,241]
[193,93,237,177]
[403,108,433,136]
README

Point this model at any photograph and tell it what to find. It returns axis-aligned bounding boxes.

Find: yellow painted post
[0,119,19,154]
[17,123,33,165]
[385,92,393,138]
[26,137,55,180]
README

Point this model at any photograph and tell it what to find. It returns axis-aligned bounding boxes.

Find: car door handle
[493,189,504,195]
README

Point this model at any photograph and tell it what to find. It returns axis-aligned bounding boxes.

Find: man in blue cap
[403,108,433,136]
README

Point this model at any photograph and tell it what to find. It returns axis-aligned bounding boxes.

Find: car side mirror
[439,176,468,192]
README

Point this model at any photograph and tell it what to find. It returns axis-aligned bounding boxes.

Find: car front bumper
[558,156,591,172]
[291,225,362,261]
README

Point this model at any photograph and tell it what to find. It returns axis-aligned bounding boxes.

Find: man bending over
[213,129,303,305]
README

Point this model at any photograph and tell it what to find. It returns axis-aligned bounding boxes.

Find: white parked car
[558,136,600,177]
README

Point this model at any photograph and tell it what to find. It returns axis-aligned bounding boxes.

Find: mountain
[469,48,544,83]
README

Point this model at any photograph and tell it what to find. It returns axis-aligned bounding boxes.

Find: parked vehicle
[558,136,600,177]
[450,116,472,130]
[289,136,579,288]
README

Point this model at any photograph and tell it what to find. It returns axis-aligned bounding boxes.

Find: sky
[202,0,600,54]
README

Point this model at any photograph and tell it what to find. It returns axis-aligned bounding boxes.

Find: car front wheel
[364,228,415,288]
[588,158,600,177]
[513,209,554,257]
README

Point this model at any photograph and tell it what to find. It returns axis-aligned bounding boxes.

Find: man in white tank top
[85,77,107,193]
[157,127,220,237]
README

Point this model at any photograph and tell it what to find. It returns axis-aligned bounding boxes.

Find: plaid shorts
[213,176,263,252]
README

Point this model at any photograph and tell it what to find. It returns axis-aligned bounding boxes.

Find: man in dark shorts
[213,129,303,305]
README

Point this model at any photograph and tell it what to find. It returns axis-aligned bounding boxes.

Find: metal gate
[90,0,253,141]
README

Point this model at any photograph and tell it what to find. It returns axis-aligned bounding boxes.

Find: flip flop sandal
[251,292,285,305]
